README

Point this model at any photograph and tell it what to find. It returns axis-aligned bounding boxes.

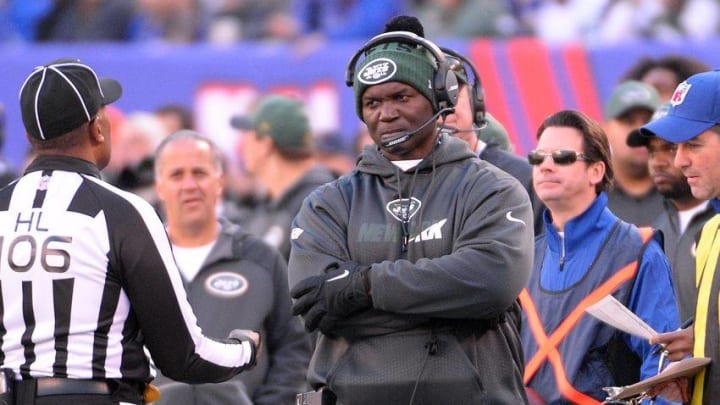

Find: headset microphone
[438,121,489,137]
[439,127,477,136]
[380,107,454,148]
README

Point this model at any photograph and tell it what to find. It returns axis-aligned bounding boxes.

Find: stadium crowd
[0,0,718,44]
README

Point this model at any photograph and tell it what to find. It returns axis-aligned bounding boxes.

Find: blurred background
[0,0,718,174]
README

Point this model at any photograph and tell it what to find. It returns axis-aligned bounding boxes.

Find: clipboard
[604,357,710,401]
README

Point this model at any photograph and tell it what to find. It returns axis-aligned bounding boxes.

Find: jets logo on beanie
[358,58,397,84]
[353,42,436,119]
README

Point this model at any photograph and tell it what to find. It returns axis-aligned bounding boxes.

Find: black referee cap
[19,58,122,140]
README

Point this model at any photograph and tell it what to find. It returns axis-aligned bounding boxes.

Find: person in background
[205,0,294,42]
[34,0,136,41]
[292,0,409,40]
[289,30,533,404]
[231,94,336,261]
[315,131,355,177]
[603,80,665,226]
[521,110,679,404]
[130,0,206,42]
[154,103,195,135]
[413,0,520,38]
[152,130,310,405]
[642,70,720,405]
[649,1,720,45]
[627,102,714,323]
[153,102,250,225]
[0,57,259,405]
[352,122,374,156]
[478,112,513,152]
[441,55,545,236]
[104,111,166,204]
[622,54,710,103]
[0,102,18,187]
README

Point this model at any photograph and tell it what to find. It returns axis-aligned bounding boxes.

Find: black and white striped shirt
[0,156,254,383]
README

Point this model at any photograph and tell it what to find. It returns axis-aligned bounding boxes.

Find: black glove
[228,329,262,369]
[291,262,372,332]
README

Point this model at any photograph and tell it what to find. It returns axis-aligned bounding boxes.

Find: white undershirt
[392,159,423,172]
[476,139,487,155]
[677,200,709,234]
[171,240,216,282]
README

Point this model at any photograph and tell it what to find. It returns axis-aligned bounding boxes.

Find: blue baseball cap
[640,69,720,143]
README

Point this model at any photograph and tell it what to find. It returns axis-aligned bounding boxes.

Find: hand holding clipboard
[585,295,707,403]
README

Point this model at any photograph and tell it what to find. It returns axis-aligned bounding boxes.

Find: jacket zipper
[559,233,566,271]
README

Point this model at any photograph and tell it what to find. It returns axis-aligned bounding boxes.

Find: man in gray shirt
[604,81,665,225]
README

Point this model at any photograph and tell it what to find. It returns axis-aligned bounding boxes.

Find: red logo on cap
[670,82,692,106]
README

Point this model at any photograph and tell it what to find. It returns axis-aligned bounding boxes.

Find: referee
[0,59,260,405]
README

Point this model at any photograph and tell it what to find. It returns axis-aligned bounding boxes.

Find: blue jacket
[522,193,680,404]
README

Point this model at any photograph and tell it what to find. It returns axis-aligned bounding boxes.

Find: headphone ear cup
[434,69,458,111]
[444,70,459,109]
[473,84,486,126]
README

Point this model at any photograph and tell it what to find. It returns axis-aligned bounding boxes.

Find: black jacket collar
[24,155,102,179]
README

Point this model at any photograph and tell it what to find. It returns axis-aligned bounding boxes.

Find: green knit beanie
[353,42,436,119]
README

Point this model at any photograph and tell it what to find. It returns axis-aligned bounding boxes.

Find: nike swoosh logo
[291,227,304,240]
[327,269,350,282]
[506,211,526,226]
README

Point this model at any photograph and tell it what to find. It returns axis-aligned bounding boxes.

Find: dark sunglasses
[527,150,590,166]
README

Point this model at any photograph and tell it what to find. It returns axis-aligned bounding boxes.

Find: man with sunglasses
[520,110,679,404]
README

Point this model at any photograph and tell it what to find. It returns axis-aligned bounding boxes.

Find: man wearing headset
[288,31,533,404]
[382,16,544,237]
[442,54,546,236]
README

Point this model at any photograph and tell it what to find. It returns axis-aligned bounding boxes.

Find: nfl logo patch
[38,174,50,191]
[670,82,692,106]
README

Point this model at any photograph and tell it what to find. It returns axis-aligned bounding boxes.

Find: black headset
[441,47,486,127]
[345,31,459,113]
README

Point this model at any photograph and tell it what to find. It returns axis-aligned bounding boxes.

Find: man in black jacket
[289,31,533,404]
